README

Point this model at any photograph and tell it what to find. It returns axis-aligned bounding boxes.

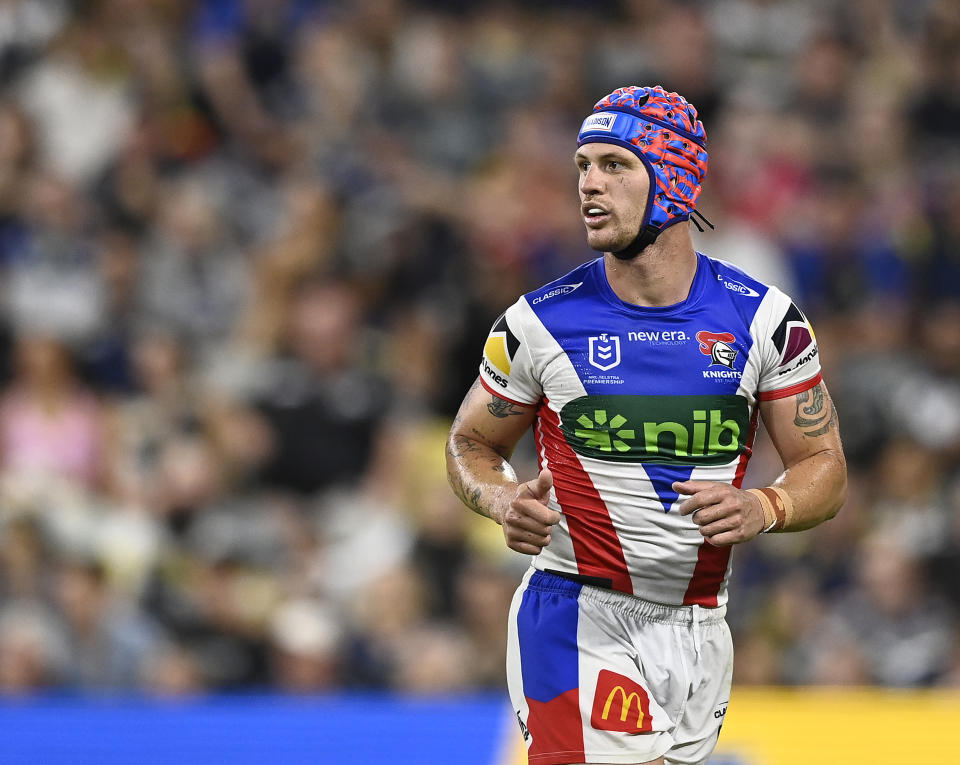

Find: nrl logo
[696,331,738,369]
[589,333,621,371]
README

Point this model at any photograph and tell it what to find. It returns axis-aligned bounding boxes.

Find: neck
[603,222,698,307]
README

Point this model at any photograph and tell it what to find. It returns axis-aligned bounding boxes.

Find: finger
[505,511,557,535]
[520,469,554,501]
[535,468,553,498]
[677,489,726,516]
[697,514,742,538]
[700,529,742,547]
[511,497,562,526]
[508,540,549,555]
[672,480,723,496]
[505,526,552,548]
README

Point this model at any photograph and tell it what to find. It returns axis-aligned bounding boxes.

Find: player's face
[575,143,650,253]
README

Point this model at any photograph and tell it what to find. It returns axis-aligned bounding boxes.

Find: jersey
[479,253,821,607]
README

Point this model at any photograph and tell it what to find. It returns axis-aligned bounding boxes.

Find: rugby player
[446,86,847,765]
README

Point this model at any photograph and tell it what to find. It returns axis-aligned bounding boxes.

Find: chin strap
[613,210,715,260]
[612,223,661,260]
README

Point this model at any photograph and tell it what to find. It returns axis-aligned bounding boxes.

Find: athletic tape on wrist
[747,487,793,532]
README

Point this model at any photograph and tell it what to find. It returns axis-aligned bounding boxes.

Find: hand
[499,468,561,555]
[673,480,766,547]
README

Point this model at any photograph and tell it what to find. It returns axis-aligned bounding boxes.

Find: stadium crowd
[0,0,958,695]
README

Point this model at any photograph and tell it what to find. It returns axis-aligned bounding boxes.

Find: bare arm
[675,381,847,545]
[758,381,847,530]
[446,378,560,554]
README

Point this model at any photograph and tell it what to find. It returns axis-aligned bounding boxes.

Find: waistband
[528,569,726,627]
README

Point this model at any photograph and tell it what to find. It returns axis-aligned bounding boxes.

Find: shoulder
[521,258,601,309]
[699,253,772,301]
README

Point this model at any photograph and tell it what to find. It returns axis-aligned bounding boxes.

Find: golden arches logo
[601,686,646,728]
[590,670,653,733]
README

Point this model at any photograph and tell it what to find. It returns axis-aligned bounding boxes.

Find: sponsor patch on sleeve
[771,302,817,374]
[481,313,520,388]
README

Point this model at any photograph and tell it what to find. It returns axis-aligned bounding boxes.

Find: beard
[585,220,638,253]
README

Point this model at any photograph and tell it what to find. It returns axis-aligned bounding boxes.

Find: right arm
[445,378,560,555]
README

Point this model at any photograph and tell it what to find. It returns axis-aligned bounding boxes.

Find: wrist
[746,487,794,533]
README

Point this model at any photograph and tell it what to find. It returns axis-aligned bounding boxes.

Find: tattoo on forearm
[794,384,838,437]
[487,396,526,418]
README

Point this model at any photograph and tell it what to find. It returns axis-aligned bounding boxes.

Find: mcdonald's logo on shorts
[590,669,653,733]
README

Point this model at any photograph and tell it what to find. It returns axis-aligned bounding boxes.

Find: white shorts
[507,568,733,765]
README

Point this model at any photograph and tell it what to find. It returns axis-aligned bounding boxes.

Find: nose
[579,164,603,196]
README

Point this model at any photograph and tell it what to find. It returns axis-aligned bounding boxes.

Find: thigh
[664,619,733,765]
[506,570,675,765]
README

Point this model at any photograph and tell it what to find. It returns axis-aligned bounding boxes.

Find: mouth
[582,203,611,228]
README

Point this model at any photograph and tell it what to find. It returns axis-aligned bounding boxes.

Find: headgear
[577,85,709,257]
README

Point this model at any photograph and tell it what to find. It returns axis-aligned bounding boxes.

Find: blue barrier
[0,694,515,765]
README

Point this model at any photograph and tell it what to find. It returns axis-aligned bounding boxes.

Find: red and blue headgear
[578,85,710,257]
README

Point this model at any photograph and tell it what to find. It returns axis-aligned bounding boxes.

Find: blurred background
[0,0,958,760]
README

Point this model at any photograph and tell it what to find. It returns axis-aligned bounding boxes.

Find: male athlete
[446,86,846,765]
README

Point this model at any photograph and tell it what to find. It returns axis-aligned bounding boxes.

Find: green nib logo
[575,410,636,453]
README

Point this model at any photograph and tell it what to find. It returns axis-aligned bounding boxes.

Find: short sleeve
[755,289,822,401]
[478,299,541,406]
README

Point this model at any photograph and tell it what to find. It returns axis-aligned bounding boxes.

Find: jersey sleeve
[755,288,822,401]
[478,299,541,406]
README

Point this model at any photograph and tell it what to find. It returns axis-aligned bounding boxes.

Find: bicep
[449,377,537,459]
[760,381,843,469]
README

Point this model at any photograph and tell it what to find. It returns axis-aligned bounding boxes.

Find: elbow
[825,452,848,520]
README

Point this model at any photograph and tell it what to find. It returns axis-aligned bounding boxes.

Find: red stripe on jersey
[537,400,633,594]
[478,377,537,407]
[757,372,822,401]
[733,406,761,489]
[682,406,760,606]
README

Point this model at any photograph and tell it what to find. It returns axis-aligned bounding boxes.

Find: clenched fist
[673,480,766,547]
[499,468,562,555]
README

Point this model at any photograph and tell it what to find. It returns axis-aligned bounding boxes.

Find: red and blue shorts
[506,568,732,765]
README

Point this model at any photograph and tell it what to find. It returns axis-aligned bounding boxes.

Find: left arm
[675,381,847,546]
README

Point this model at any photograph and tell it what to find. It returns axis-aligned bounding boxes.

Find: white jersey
[480,253,821,607]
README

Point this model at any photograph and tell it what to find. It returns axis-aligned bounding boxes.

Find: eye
[608,160,622,171]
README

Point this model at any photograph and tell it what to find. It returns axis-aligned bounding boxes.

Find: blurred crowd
[0,0,958,697]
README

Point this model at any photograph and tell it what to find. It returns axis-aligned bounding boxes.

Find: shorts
[506,568,733,765]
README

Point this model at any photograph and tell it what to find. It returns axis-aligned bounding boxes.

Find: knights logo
[696,331,738,369]
[589,333,621,371]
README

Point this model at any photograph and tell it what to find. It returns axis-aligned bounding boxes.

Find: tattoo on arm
[487,396,527,418]
[794,384,838,437]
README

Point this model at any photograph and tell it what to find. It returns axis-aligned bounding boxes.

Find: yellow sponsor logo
[602,686,646,728]
[484,335,511,375]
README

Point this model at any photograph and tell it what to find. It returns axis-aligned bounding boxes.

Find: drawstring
[689,209,715,233]
[691,604,702,661]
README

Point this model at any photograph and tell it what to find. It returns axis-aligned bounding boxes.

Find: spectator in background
[0,0,955,698]
[0,334,104,489]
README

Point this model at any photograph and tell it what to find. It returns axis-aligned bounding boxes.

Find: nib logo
[574,410,635,453]
[589,333,621,370]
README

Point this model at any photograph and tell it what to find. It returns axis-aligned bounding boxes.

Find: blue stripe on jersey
[643,463,696,513]
[525,254,770,398]
[517,571,582,702]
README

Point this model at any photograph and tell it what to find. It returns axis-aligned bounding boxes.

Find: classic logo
[589,333,621,371]
[581,112,618,132]
[696,331,738,369]
[560,394,749,465]
[590,670,653,733]
[483,313,520,388]
[531,282,582,304]
[717,273,760,297]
